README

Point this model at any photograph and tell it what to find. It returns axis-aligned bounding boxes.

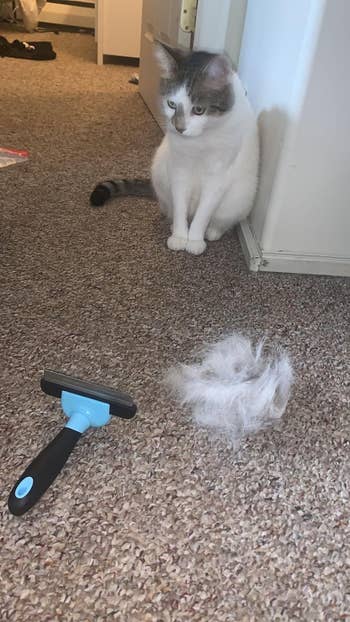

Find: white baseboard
[237,219,262,272]
[40,2,95,29]
[238,220,350,277]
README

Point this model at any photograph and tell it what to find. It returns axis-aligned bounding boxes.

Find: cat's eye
[167,100,177,109]
[192,105,206,115]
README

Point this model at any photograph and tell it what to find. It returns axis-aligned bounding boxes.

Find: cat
[90,42,259,256]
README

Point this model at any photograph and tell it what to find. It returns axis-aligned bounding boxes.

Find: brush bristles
[166,334,293,444]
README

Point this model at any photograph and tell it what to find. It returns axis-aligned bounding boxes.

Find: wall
[238,0,320,243]
[262,0,350,257]
[237,0,350,275]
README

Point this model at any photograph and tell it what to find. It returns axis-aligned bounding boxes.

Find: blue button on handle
[15,476,34,499]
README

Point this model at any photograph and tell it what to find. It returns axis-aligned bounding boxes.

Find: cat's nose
[172,117,186,134]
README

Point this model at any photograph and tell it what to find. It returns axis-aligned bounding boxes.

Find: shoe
[0,35,56,60]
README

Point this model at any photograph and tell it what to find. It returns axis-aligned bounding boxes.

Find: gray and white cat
[90,42,259,256]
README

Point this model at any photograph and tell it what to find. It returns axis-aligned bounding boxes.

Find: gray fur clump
[166,334,293,444]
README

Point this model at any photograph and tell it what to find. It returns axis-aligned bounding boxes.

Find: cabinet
[96,0,143,64]
[39,1,95,29]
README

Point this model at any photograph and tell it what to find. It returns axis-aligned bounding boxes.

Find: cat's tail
[90,178,155,207]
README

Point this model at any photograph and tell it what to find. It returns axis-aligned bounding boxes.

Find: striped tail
[90,178,155,207]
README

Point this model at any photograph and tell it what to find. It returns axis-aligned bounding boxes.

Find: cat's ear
[203,54,233,89]
[154,41,184,78]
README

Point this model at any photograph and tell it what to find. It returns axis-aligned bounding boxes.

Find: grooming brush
[8,370,137,516]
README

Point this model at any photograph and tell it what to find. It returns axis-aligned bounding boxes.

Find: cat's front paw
[186,239,207,255]
[167,234,187,251]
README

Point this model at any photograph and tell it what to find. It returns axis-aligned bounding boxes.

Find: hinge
[180,0,198,33]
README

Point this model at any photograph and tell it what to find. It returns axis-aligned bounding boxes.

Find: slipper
[0,35,56,60]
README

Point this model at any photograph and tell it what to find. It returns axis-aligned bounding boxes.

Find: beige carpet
[1,29,349,621]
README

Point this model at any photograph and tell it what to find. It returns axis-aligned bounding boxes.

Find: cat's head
[154,42,234,138]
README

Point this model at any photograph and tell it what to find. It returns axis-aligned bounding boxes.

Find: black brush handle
[8,427,81,516]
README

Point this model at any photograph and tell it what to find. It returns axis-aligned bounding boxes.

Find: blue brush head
[41,370,137,420]
[62,391,111,433]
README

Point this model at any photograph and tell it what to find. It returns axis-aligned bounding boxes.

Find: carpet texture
[1,30,349,621]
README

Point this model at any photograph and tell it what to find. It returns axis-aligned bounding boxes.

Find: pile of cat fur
[166,333,293,445]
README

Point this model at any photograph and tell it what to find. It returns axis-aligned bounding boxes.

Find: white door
[138,0,192,129]
[139,0,247,127]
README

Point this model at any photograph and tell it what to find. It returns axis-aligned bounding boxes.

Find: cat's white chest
[166,134,227,180]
